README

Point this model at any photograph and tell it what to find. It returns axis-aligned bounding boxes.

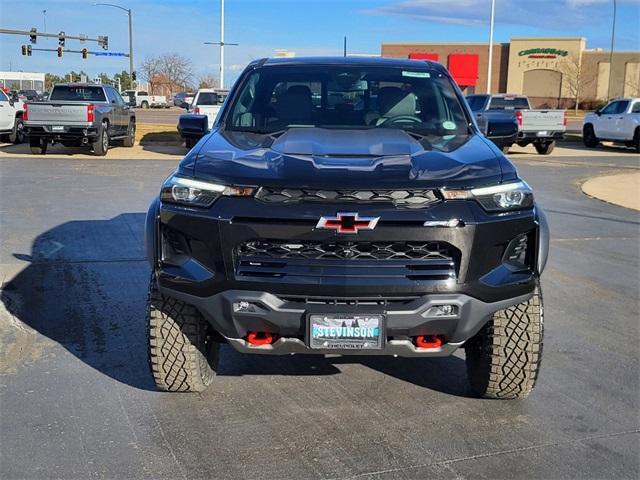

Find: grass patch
[136,123,182,145]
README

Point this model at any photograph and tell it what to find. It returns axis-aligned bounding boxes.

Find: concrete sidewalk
[582,171,640,211]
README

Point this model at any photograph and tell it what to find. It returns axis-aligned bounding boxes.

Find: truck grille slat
[235,240,458,283]
[255,188,441,208]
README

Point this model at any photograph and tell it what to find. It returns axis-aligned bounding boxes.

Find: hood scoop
[270,127,424,157]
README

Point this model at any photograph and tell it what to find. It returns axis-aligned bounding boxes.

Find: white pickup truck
[122,90,169,109]
[583,98,640,152]
[0,89,25,144]
[467,94,566,154]
[177,89,225,148]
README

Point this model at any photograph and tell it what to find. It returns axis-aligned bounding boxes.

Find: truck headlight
[441,181,533,212]
[160,174,255,207]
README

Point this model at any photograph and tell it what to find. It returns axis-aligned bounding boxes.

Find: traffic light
[131,71,136,81]
[21,44,27,56]
[82,48,88,59]
[57,46,63,58]
[58,31,65,47]
[27,45,32,56]
[29,28,37,44]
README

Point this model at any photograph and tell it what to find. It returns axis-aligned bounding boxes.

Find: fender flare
[535,205,549,275]
[145,197,161,267]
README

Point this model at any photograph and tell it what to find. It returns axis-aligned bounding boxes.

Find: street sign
[93,52,128,57]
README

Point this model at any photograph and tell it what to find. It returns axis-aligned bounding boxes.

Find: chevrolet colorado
[145,57,549,399]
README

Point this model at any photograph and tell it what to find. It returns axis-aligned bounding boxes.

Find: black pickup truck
[145,57,548,399]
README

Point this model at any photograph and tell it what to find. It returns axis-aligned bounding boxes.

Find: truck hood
[188,128,503,189]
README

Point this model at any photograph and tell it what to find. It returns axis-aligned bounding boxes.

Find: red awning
[408,53,439,62]
[447,54,479,87]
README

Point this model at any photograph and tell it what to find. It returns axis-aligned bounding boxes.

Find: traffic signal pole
[0,28,107,46]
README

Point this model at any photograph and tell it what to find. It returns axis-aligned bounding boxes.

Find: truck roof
[54,83,105,88]
[253,56,445,72]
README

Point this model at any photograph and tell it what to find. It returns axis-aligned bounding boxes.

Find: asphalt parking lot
[0,149,638,479]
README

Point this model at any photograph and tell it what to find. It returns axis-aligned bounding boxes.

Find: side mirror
[180,101,190,110]
[595,110,602,116]
[475,114,489,136]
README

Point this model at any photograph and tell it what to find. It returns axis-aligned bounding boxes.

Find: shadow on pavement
[1,213,470,396]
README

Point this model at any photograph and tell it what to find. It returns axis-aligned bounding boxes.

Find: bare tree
[139,55,162,93]
[557,54,595,113]
[197,74,219,89]
[159,53,194,94]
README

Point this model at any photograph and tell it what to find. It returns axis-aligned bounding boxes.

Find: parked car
[173,91,195,107]
[467,94,566,154]
[145,56,548,399]
[18,89,40,101]
[122,89,169,108]
[583,98,640,152]
[0,88,26,143]
[23,83,136,156]
[177,89,224,148]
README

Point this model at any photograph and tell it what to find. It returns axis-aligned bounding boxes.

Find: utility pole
[486,0,496,94]
[220,0,225,88]
[607,0,617,100]
[343,36,347,57]
[204,0,238,90]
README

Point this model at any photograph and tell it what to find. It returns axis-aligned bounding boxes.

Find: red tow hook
[414,335,444,349]
[246,331,275,346]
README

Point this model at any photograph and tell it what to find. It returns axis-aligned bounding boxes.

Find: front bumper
[159,285,533,356]
[148,193,547,357]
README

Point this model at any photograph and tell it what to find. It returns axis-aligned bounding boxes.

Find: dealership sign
[518,48,568,59]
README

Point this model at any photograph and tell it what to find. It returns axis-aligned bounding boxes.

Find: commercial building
[382,38,640,108]
[0,71,45,93]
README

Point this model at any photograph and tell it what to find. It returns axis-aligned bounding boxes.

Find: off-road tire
[141,101,149,109]
[147,275,219,392]
[10,117,24,144]
[29,138,47,155]
[123,120,135,147]
[633,128,640,153]
[534,140,555,155]
[93,121,109,156]
[583,124,599,148]
[465,283,543,399]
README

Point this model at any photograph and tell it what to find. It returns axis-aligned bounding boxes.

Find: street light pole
[94,3,134,88]
[486,0,496,94]
[607,0,617,100]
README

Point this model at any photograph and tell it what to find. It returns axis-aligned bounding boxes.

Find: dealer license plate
[51,126,64,132]
[536,130,548,137]
[309,314,384,350]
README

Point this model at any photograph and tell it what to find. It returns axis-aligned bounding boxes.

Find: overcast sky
[1,0,639,84]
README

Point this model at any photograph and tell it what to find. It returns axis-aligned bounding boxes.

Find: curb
[581,172,640,211]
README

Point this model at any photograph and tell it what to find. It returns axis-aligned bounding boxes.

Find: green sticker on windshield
[442,121,456,130]
[402,71,430,78]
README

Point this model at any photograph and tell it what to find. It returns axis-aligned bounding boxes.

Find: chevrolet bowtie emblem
[316,212,380,234]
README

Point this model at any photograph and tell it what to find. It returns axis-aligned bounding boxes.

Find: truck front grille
[255,188,441,208]
[234,240,458,284]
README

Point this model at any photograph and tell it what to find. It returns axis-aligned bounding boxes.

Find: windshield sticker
[442,121,456,130]
[402,71,430,78]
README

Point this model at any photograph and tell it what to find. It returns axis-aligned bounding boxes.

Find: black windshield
[226,65,470,143]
